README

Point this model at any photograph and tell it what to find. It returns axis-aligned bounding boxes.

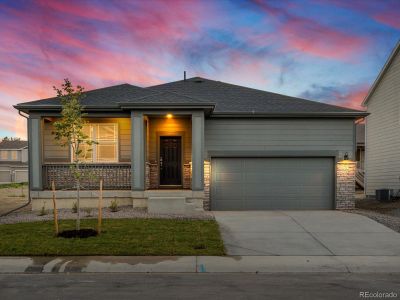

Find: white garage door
[211,157,334,210]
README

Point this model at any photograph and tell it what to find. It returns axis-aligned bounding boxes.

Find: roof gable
[362,40,400,107]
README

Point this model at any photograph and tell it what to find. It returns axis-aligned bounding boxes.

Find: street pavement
[0,273,399,300]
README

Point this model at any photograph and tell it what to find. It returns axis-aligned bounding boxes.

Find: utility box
[376,189,391,202]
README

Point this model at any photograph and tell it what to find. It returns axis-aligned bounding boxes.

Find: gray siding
[205,118,354,157]
[365,50,400,195]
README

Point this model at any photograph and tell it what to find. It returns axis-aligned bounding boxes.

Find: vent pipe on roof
[184,71,186,81]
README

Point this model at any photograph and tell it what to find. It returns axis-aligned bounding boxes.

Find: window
[11,151,18,160]
[0,151,7,160]
[72,123,118,163]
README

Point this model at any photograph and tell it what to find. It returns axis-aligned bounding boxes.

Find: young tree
[52,79,95,231]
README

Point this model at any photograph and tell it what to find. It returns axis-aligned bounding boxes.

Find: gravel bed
[0,206,215,225]
[348,209,400,233]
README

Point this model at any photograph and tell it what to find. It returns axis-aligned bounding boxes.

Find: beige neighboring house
[362,40,400,197]
[0,140,29,183]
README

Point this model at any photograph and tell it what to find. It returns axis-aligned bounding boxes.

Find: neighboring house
[0,140,28,183]
[14,77,367,212]
[355,123,365,189]
[362,41,400,198]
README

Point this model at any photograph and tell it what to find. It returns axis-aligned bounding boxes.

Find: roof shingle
[15,77,367,116]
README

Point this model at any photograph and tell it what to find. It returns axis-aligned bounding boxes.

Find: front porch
[29,110,206,212]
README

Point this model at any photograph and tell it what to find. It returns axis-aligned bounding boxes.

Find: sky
[0,0,399,139]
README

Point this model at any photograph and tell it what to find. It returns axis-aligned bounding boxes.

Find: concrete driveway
[214,211,400,256]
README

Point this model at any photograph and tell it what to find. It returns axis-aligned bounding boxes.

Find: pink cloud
[281,18,368,60]
[338,85,369,110]
[252,0,369,60]
[373,12,400,29]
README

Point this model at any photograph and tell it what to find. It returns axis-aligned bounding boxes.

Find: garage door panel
[215,172,243,182]
[211,157,334,210]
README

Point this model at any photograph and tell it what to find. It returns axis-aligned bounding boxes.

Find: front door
[159,136,182,186]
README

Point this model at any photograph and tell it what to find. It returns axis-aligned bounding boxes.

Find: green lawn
[0,219,225,256]
[0,182,28,189]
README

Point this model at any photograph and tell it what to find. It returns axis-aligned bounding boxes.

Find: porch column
[28,116,42,190]
[131,111,145,190]
[191,111,205,191]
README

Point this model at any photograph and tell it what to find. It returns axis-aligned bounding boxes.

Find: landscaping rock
[0,206,214,224]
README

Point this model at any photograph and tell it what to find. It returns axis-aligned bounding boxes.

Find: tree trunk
[76,163,81,231]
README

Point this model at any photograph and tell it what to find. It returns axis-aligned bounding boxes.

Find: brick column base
[336,161,356,209]
[183,163,192,189]
[146,162,158,189]
[203,161,211,211]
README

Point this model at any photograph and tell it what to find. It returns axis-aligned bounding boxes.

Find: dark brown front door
[160,136,182,186]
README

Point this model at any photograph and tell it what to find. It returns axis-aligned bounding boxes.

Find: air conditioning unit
[376,189,391,202]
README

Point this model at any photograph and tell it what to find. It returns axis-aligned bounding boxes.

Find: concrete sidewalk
[1,256,400,273]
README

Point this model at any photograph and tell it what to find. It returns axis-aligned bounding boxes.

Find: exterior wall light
[166,114,173,119]
[340,152,353,164]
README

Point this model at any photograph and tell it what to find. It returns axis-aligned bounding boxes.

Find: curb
[1,256,400,273]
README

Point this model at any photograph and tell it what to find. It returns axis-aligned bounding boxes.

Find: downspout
[0,110,31,217]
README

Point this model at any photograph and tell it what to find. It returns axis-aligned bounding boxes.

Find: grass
[0,218,225,256]
[0,182,28,189]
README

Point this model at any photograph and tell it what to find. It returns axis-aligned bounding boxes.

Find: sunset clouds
[0,0,399,138]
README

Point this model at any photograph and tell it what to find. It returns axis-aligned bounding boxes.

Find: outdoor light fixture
[166,113,173,119]
[340,152,352,163]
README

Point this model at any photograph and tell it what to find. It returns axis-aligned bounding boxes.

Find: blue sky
[0,0,399,138]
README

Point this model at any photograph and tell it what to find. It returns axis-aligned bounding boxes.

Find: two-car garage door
[211,157,334,210]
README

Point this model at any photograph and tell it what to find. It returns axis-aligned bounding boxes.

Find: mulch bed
[58,228,98,238]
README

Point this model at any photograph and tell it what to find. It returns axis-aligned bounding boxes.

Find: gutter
[209,111,369,118]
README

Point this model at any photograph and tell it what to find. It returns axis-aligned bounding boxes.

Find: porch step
[148,197,186,214]
[355,169,364,189]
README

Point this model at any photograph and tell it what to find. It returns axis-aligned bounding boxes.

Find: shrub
[84,207,92,217]
[38,202,48,216]
[109,198,119,212]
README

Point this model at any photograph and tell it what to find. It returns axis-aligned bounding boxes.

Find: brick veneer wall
[336,161,356,209]
[203,161,211,210]
[147,162,159,189]
[183,163,191,189]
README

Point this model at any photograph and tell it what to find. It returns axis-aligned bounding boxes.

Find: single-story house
[14,77,367,212]
[362,40,400,198]
[0,139,28,183]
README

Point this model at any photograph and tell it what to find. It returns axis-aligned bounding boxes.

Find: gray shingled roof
[148,77,364,114]
[0,140,28,149]
[15,77,367,116]
[17,84,158,107]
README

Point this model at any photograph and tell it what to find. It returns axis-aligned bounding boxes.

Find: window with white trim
[11,151,18,160]
[0,151,7,160]
[72,123,118,163]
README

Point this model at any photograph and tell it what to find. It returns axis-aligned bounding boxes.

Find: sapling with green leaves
[52,79,96,231]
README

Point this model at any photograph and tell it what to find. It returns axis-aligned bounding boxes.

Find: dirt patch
[0,186,30,215]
